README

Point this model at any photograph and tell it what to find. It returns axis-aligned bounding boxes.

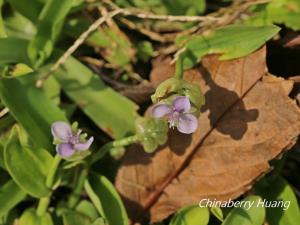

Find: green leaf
[0,126,15,170]
[0,180,26,218]
[19,209,53,225]
[42,76,60,105]
[0,0,7,38]
[84,173,129,225]
[182,24,280,69]
[62,210,92,225]
[53,55,137,138]
[4,11,36,39]
[247,0,300,30]
[0,38,31,65]
[256,177,300,225]
[169,205,209,225]
[9,63,34,77]
[6,0,42,22]
[76,200,99,221]
[28,0,75,67]
[92,218,106,225]
[4,126,52,197]
[0,142,5,169]
[210,206,223,222]
[222,195,265,225]
[0,72,68,151]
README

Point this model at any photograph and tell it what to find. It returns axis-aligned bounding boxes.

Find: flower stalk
[90,135,139,165]
[46,155,62,188]
[67,135,140,208]
[36,197,50,216]
[68,167,88,208]
[174,53,184,80]
[36,155,62,216]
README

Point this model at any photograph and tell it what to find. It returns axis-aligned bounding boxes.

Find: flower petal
[152,104,172,118]
[173,96,191,112]
[177,114,198,134]
[74,137,94,151]
[56,143,75,158]
[51,121,72,142]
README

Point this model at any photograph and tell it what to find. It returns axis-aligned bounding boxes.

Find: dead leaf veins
[115,47,300,222]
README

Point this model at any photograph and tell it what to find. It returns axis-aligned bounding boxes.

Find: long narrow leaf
[28,0,75,67]
[0,74,67,151]
[53,55,138,138]
[0,38,31,65]
[85,173,129,225]
[4,127,51,197]
[182,24,280,69]
[6,0,42,22]
[0,0,6,38]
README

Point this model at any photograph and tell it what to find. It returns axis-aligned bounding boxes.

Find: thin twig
[79,56,115,68]
[36,0,271,87]
[122,10,220,22]
[104,0,220,22]
[36,8,122,87]
[0,107,9,118]
[170,0,271,62]
[119,17,166,42]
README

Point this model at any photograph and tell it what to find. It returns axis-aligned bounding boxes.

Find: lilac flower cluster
[152,96,198,134]
[51,121,93,158]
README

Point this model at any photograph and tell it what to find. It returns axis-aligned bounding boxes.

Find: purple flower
[152,96,198,134]
[51,121,94,158]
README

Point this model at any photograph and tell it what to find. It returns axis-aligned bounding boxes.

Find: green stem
[46,155,62,188]
[36,155,62,216]
[66,135,139,209]
[90,135,139,165]
[67,167,88,209]
[174,52,184,79]
[36,197,50,216]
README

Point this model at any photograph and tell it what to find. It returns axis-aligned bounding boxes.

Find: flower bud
[135,117,168,153]
[110,147,126,160]
[151,78,205,116]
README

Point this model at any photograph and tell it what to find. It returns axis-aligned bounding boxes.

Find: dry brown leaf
[116,47,300,223]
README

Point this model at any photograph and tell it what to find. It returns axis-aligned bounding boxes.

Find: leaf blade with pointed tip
[28,0,75,67]
[4,126,52,198]
[183,25,280,69]
[247,0,300,31]
[0,38,31,65]
[85,173,129,225]
[53,55,138,138]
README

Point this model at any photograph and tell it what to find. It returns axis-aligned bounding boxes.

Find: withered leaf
[116,47,300,223]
